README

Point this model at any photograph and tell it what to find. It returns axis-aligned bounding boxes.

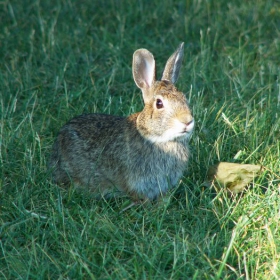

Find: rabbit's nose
[185,119,194,132]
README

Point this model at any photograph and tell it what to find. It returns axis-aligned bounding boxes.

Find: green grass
[1,0,280,279]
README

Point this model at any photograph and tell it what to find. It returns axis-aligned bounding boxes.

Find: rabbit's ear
[161,42,184,84]
[133,49,156,102]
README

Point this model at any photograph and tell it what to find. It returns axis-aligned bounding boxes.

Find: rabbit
[49,42,194,202]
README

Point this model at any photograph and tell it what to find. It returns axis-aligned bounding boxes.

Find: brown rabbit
[49,43,194,201]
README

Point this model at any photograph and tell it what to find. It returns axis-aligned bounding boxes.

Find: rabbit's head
[133,43,194,143]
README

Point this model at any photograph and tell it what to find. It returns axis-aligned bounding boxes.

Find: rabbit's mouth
[166,118,194,140]
[179,130,192,139]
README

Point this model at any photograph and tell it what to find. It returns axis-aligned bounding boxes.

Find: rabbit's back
[50,114,128,195]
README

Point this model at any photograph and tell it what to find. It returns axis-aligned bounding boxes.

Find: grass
[0,0,280,279]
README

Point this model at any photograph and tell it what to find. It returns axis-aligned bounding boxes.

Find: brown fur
[49,43,194,201]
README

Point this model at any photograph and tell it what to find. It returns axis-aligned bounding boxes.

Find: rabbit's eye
[156,99,164,109]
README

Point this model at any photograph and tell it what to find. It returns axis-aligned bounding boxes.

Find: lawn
[1,0,280,279]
